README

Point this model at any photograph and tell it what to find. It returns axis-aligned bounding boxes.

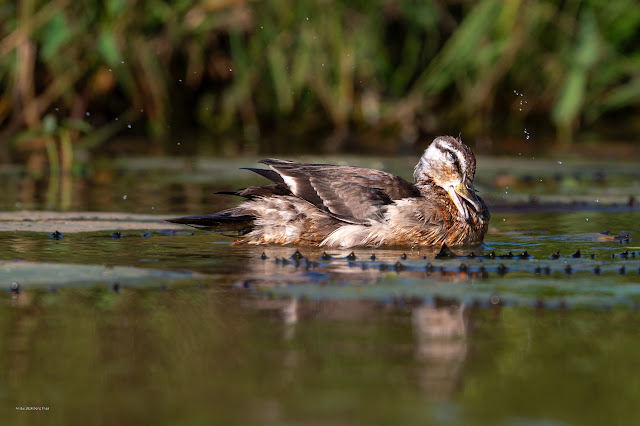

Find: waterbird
[167,135,490,248]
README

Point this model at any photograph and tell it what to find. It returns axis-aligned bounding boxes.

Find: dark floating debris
[497,264,507,276]
[543,266,551,275]
[534,266,541,275]
[486,251,496,259]
[519,251,530,259]
[501,251,514,259]
[619,266,626,275]
[291,250,304,260]
[590,254,595,259]
[400,253,407,260]
[459,263,468,273]
[394,262,404,272]
[571,250,581,258]
[140,232,151,238]
[434,245,456,259]
[564,265,572,275]
[346,252,357,261]
[593,266,601,275]
[370,254,376,261]
[112,283,121,292]
[321,252,332,260]
[550,251,561,260]
[600,230,611,236]
[615,232,631,243]
[425,263,434,273]
[379,263,388,271]
[260,252,268,260]
[49,230,63,240]
[110,232,123,239]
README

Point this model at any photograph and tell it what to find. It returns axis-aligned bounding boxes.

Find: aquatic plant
[1,0,639,168]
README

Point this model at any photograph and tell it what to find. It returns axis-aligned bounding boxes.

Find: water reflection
[245,293,471,402]
[5,285,640,425]
[412,302,468,400]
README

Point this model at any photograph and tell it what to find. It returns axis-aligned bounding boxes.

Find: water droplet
[127,124,132,129]
[179,79,183,82]
[503,218,506,222]
[526,135,530,140]
[557,161,563,165]
[306,17,309,20]
[586,218,589,221]
[55,108,59,111]
[108,69,112,72]
[85,112,90,117]
[121,61,125,64]
[123,195,128,200]
[322,64,325,67]
[115,118,119,121]
[229,69,232,71]
[177,142,181,146]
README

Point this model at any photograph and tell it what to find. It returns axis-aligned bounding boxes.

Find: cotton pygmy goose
[167,135,490,248]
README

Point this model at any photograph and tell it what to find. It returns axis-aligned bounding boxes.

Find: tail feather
[166,212,255,233]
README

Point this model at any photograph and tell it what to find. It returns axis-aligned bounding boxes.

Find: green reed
[0,0,639,169]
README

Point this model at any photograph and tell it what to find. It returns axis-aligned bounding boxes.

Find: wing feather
[259,159,420,223]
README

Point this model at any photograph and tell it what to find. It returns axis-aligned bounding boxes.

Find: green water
[1,156,639,425]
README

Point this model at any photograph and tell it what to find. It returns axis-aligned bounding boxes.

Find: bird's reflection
[244,294,471,402]
[412,302,469,400]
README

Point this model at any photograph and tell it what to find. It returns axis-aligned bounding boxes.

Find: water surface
[1,155,639,425]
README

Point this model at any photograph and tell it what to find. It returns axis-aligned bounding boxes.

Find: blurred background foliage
[1,0,639,166]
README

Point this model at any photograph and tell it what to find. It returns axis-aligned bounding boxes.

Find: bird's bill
[448,179,481,220]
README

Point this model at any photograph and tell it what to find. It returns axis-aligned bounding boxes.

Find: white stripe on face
[435,138,468,174]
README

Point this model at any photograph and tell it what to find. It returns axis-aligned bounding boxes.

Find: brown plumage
[167,135,490,248]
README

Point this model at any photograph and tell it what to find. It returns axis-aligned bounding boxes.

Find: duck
[166,135,490,248]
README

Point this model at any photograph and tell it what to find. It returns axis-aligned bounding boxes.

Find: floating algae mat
[0,260,208,290]
[0,210,637,308]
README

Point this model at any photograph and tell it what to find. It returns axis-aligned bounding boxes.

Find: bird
[166,135,490,248]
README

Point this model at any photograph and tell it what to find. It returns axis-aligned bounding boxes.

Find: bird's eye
[448,152,456,162]
[465,182,472,190]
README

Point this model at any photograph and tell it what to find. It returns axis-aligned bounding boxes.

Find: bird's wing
[259,159,420,223]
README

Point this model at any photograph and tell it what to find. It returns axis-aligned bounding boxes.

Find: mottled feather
[166,136,490,248]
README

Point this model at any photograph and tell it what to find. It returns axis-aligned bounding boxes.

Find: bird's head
[414,135,482,220]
